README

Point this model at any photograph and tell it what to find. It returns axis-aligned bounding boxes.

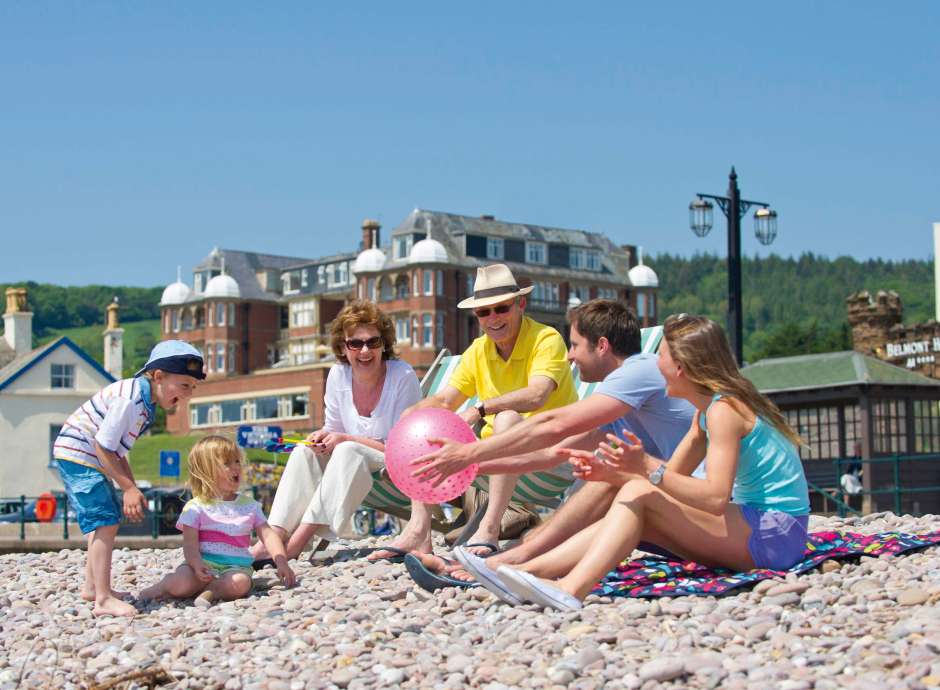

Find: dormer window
[486,237,504,260]
[586,250,601,271]
[526,242,547,265]
[394,236,414,260]
[570,248,586,270]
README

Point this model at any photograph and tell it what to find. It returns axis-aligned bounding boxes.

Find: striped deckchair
[361,326,664,524]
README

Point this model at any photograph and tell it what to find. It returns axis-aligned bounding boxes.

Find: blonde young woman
[463,314,810,611]
[250,300,421,565]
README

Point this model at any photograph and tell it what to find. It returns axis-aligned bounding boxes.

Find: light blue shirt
[700,394,810,515]
[594,353,696,467]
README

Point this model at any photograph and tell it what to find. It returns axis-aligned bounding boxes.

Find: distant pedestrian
[140,436,294,605]
[54,341,205,617]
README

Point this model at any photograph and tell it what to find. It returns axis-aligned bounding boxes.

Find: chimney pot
[3,287,32,356]
[361,219,381,250]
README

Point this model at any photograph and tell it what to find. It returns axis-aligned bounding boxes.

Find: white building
[0,288,114,498]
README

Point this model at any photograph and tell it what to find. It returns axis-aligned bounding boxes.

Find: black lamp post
[689,167,777,364]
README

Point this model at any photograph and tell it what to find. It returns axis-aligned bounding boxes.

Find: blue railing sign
[159,450,181,478]
[237,425,284,449]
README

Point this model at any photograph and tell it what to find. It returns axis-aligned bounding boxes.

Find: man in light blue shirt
[414,299,696,570]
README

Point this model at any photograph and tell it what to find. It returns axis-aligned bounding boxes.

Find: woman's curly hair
[329,299,398,364]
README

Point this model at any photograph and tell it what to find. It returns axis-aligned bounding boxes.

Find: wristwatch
[648,462,667,486]
[475,401,487,419]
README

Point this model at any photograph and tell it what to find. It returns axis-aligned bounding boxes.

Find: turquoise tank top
[699,394,810,516]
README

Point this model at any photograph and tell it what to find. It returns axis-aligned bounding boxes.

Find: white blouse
[321,359,422,442]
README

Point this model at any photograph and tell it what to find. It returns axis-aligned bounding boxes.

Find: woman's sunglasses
[473,303,514,319]
[345,336,384,351]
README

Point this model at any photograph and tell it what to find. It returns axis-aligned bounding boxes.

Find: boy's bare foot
[82,588,132,602]
[93,596,137,617]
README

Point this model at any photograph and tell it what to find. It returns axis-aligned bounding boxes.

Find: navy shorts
[56,460,122,534]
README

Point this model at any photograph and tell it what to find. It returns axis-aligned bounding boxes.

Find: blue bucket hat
[135,340,206,380]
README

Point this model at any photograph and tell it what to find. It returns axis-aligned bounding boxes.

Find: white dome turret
[160,266,192,305]
[628,248,659,288]
[408,238,448,264]
[205,273,241,299]
[353,247,387,273]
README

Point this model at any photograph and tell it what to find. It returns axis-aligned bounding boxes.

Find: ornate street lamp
[690,167,777,364]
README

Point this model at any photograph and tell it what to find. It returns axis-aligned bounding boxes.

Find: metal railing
[0,491,184,541]
[806,453,940,518]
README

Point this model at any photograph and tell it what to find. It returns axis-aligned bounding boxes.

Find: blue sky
[2,2,938,287]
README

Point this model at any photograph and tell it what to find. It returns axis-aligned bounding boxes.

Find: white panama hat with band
[457,264,534,310]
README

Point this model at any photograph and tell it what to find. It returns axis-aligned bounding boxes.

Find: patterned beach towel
[594,530,940,598]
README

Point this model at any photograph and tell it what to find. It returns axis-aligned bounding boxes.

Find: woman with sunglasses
[250,300,421,565]
[475,314,809,610]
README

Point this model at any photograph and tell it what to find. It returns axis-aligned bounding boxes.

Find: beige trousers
[267,441,385,540]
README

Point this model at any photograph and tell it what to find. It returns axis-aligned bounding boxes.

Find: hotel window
[466,273,474,298]
[436,313,445,348]
[228,303,236,326]
[205,342,213,372]
[367,278,375,301]
[637,293,646,319]
[784,406,841,460]
[254,396,279,420]
[526,242,547,265]
[290,300,315,328]
[423,270,433,296]
[216,303,226,327]
[412,316,420,347]
[423,314,433,347]
[193,273,203,293]
[571,285,591,302]
[216,343,225,373]
[379,277,393,302]
[301,269,308,288]
[164,311,170,334]
[412,271,419,296]
[569,248,586,270]
[318,266,326,285]
[396,317,410,344]
[532,281,560,308]
[597,287,617,300]
[394,236,413,260]
[173,309,181,332]
[228,343,236,373]
[51,364,75,389]
[395,276,410,299]
[436,270,444,296]
[648,293,656,319]
[586,250,601,271]
[182,310,193,331]
[486,237,504,260]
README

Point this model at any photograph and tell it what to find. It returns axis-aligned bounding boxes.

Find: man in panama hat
[368,263,577,561]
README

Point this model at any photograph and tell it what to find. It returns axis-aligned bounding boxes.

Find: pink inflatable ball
[385,408,479,503]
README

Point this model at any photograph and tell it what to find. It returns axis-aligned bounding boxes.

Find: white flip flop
[453,546,523,605]
[497,566,582,612]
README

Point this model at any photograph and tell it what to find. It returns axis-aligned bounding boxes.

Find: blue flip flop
[404,554,479,592]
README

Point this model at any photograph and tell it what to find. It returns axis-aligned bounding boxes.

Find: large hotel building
[158,209,658,435]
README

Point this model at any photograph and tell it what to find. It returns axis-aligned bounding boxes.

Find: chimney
[361,219,381,250]
[103,297,124,379]
[3,287,32,356]
[480,214,495,221]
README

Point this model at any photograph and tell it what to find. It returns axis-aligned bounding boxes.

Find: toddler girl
[140,435,295,604]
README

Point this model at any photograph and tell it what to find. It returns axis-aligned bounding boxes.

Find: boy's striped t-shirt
[54,377,155,471]
[176,494,267,570]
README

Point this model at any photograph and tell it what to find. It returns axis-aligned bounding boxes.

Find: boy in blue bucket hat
[54,340,205,617]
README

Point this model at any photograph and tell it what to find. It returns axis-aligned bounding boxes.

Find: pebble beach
[2,511,939,690]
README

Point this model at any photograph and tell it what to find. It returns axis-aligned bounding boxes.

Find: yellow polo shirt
[449,316,577,438]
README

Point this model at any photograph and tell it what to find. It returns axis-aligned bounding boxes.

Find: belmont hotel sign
[886,337,940,369]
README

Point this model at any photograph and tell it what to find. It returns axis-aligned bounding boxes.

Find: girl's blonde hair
[188,435,243,501]
[663,314,801,447]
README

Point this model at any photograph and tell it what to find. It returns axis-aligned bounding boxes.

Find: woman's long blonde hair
[664,314,801,447]
[188,435,243,501]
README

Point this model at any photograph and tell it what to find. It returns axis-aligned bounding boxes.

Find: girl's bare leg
[513,518,607,579]
[206,571,253,601]
[139,564,207,601]
[555,479,755,599]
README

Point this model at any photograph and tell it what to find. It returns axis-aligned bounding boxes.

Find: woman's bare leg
[554,479,755,600]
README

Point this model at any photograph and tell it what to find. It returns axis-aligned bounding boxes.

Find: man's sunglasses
[345,336,384,351]
[473,303,514,319]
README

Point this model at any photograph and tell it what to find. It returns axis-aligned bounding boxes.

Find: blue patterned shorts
[56,460,122,534]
